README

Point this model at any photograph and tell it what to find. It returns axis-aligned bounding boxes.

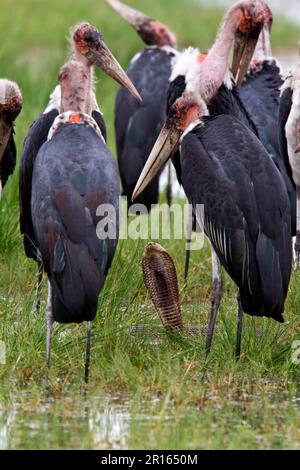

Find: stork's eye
[83,32,93,42]
[59,71,69,81]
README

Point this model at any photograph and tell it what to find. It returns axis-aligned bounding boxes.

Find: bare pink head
[105,0,176,48]
[231,0,266,85]
[72,22,142,102]
[0,80,22,173]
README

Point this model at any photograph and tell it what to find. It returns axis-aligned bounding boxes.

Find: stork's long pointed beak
[261,24,272,57]
[105,0,150,30]
[88,42,142,102]
[0,119,11,166]
[231,36,245,80]
[133,93,205,201]
[132,121,181,201]
[0,119,12,198]
[235,36,260,88]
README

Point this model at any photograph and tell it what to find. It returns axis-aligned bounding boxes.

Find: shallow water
[0,382,299,449]
[0,394,132,450]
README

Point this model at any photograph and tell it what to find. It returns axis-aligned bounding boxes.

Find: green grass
[0,0,300,450]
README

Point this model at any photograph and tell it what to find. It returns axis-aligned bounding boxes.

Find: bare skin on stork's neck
[199,6,243,101]
[59,61,92,114]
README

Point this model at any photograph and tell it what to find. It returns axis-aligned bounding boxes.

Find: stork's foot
[84,321,92,384]
[235,294,243,360]
[205,279,222,357]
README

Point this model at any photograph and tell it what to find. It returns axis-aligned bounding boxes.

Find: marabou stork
[105,0,177,211]
[167,0,265,319]
[19,23,141,311]
[0,80,22,196]
[132,91,292,359]
[278,62,300,266]
[238,2,296,235]
[31,59,121,382]
[19,25,141,380]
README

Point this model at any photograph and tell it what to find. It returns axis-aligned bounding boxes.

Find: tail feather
[51,239,103,323]
[255,232,284,322]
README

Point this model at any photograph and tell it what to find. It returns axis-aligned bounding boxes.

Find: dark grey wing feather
[180,115,291,321]
[19,109,58,260]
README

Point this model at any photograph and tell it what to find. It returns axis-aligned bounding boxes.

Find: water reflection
[88,398,130,450]
[0,410,16,450]
[0,383,299,449]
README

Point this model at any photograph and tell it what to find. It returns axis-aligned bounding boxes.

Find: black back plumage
[240,61,283,149]
[167,75,186,113]
[92,110,107,142]
[180,115,292,321]
[115,47,175,210]
[167,78,258,185]
[240,61,296,234]
[31,123,120,324]
[209,83,258,136]
[0,130,17,189]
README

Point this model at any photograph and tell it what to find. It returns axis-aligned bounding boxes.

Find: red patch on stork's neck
[177,105,200,132]
[69,114,81,124]
[197,53,207,63]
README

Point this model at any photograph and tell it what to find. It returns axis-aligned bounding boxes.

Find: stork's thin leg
[295,186,300,268]
[45,282,53,369]
[184,209,193,282]
[35,260,43,315]
[205,248,222,357]
[166,161,172,208]
[235,293,243,360]
[84,321,92,384]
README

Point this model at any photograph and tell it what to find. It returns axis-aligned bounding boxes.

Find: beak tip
[136,93,143,103]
